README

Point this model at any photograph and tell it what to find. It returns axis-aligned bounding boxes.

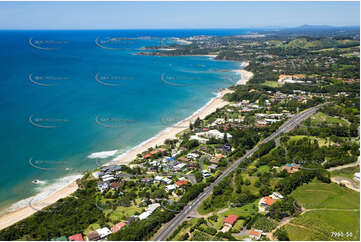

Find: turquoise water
[0,29,245,213]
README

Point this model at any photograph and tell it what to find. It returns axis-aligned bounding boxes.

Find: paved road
[153,103,326,241]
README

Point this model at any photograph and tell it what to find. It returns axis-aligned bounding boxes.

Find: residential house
[97,182,109,193]
[86,231,100,241]
[165,184,177,192]
[146,203,161,213]
[68,234,84,241]
[282,163,301,173]
[224,214,238,226]
[202,170,210,177]
[111,222,126,233]
[96,228,112,239]
[208,164,218,172]
[110,182,121,191]
[138,211,152,220]
[178,157,190,163]
[176,179,188,187]
[249,229,263,240]
[259,196,277,212]
[174,163,187,171]
[270,192,284,200]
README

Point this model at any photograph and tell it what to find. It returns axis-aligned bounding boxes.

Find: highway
[153,103,326,241]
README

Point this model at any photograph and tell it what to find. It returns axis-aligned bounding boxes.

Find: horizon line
[0,25,360,31]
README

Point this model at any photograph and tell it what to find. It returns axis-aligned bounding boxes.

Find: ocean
[0,29,249,214]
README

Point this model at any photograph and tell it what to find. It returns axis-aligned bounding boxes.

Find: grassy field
[288,210,360,241]
[331,166,360,180]
[290,179,359,209]
[262,81,281,88]
[311,112,349,126]
[289,135,330,147]
[104,206,143,224]
[257,165,271,174]
[283,179,360,241]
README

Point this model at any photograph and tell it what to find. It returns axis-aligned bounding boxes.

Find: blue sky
[0,1,359,29]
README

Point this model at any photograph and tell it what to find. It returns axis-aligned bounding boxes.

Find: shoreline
[109,88,234,165]
[0,179,78,230]
[0,61,253,231]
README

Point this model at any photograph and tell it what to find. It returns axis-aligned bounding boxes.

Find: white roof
[102,177,115,182]
[166,184,177,191]
[162,177,172,184]
[138,211,152,220]
[175,163,186,169]
[96,227,112,238]
[146,203,161,213]
[155,176,163,181]
[355,172,360,178]
[101,174,113,179]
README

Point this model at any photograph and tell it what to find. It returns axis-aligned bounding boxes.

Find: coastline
[0,61,253,231]
[110,88,234,165]
[0,180,78,230]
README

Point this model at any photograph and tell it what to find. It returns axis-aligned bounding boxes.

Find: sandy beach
[0,62,254,231]
[0,181,78,230]
[232,61,253,85]
[110,88,234,165]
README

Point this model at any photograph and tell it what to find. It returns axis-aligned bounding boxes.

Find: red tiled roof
[249,230,262,237]
[112,222,126,233]
[110,182,121,189]
[144,153,152,159]
[263,196,276,206]
[176,180,188,187]
[178,157,190,162]
[68,233,83,241]
[224,214,238,225]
